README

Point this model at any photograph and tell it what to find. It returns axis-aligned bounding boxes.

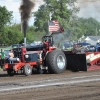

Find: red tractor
[1,36,68,76]
[2,35,98,76]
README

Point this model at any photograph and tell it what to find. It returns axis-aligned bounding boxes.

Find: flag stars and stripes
[49,20,60,32]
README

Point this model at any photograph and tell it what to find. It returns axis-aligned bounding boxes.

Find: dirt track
[0,69,100,100]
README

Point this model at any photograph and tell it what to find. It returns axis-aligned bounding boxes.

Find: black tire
[7,69,15,76]
[46,50,67,74]
[23,64,32,76]
[2,66,6,71]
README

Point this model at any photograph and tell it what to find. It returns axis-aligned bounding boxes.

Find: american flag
[49,20,60,32]
[48,20,64,33]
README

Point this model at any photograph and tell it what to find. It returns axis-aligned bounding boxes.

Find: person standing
[0,49,5,68]
[0,53,2,68]
[1,49,5,59]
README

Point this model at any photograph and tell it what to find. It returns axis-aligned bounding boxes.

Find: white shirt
[9,52,14,58]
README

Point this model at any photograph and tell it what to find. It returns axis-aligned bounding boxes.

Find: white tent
[85,37,90,41]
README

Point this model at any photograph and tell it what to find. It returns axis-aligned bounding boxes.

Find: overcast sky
[0,0,43,25]
[0,0,100,25]
[77,0,100,21]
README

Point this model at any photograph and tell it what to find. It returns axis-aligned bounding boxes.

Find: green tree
[0,6,13,45]
[78,18,100,36]
[0,6,13,32]
[1,25,23,45]
[33,0,79,34]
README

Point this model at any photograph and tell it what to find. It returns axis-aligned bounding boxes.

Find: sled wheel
[46,50,67,74]
[7,69,15,76]
[23,64,32,76]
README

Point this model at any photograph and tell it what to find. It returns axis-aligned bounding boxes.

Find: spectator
[0,53,1,60]
[1,49,5,59]
[0,49,5,68]
[0,53,2,68]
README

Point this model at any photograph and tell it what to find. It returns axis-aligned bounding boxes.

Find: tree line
[0,0,100,46]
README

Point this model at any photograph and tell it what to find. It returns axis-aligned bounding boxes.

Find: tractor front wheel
[23,64,32,76]
[7,69,15,76]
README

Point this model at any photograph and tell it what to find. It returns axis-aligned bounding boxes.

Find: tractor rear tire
[7,69,15,76]
[23,64,32,76]
[46,50,67,74]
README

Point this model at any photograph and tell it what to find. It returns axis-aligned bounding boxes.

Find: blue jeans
[9,58,17,64]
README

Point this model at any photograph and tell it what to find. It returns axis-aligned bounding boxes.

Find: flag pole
[48,12,52,36]
[47,20,49,36]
